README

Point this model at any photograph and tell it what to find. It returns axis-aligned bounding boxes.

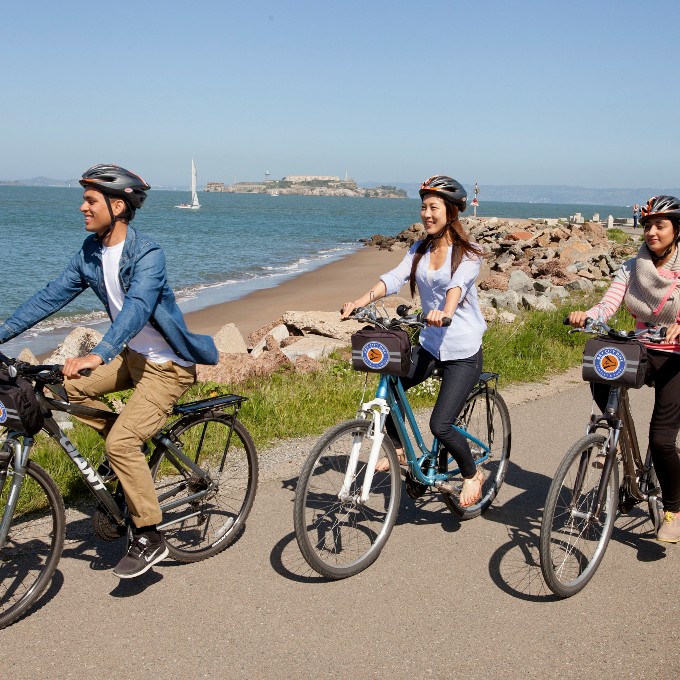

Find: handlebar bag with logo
[351,327,412,376]
[581,337,648,389]
[0,369,44,435]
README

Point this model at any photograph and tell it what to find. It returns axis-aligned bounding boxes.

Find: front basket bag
[582,336,648,389]
[0,369,44,435]
[351,327,412,377]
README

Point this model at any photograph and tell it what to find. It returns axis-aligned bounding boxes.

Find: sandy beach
[184,246,410,340]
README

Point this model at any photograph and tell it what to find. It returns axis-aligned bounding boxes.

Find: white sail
[190,158,200,208]
[176,158,201,209]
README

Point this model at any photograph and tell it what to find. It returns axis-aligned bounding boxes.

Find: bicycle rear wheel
[0,456,65,629]
[152,414,258,562]
[539,433,618,598]
[294,419,401,579]
[440,388,511,519]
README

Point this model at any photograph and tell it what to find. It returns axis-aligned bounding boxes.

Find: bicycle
[539,319,665,598]
[293,303,511,579]
[0,351,258,629]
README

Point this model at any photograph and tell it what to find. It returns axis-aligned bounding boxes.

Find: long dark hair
[409,200,482,297]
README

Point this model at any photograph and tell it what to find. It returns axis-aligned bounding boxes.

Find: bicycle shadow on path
[484,460,666,603]
[271,472,464,584]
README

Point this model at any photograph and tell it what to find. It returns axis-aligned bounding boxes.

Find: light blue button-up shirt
[380,242,486,361]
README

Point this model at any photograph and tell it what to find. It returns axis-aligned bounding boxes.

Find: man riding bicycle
[0,164,218,577]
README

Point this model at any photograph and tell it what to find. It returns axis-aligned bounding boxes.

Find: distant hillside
[361,181,680,206]
[0,176,80,187]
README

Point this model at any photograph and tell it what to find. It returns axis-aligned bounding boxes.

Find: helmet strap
[96,194,118,241]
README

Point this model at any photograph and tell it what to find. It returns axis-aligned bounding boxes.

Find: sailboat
[175,159,201,210]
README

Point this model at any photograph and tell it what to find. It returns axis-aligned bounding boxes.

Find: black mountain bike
[0,352,258,628]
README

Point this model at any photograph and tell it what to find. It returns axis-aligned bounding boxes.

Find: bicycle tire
[151,413,258,562]
[294,419,401,579]
[0,458,65,630]
[539,433,618,598]
[440,388,511,519]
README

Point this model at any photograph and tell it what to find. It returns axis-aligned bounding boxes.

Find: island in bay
[205,175,407,198]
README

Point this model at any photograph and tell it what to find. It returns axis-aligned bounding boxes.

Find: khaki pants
[65,349,196,527]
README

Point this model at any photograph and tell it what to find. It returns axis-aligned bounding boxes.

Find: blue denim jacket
[0,225,218,365]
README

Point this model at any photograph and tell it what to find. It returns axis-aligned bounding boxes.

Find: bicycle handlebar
[344,302,451,329]
[0,349,92,382]
[563,317,667,343]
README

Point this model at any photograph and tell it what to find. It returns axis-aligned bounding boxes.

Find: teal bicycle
[293,303,511,579]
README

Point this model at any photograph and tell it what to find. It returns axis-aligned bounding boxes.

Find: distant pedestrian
[633,203,641,229]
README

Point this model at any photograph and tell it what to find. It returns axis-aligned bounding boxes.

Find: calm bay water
[0,186,630,355]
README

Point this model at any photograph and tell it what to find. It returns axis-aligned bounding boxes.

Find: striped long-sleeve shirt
[586,257,680,354]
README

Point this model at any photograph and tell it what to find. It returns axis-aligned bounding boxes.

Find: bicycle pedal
[437,480,460,495]
[97,459,117,482]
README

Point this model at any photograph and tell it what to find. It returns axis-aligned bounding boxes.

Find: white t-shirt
[101,242,192,366]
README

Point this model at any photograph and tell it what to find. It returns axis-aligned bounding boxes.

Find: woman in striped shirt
[567,195,680,543]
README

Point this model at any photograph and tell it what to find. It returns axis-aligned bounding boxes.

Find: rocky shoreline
[17,216,634,386]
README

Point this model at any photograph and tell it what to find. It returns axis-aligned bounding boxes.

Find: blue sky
[3,0,679,189]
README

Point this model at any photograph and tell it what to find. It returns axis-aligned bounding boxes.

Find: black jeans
[591,348,680,512]
[386,346,483,479]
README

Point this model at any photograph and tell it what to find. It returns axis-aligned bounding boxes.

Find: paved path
[3,377,677,680]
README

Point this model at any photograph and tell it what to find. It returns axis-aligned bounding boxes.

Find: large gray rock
[213,323,248,354]
[489,290,520,311]
[250,324,290,358]
[283,311,363,342]
[46,327,103,364]
[280,336,346,362]
[508,270,535,294]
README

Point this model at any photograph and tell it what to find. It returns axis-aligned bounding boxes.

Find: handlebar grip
[563,317,570,325]
[56,365,92,378]
[659,327,667,340]
[442,317,452,327]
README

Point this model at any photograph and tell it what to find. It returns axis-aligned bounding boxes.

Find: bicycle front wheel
[294,419,401,579]
[539,433,618,598]
[0,457,65,630]
[152,414,258,562]
[440,388,511,519]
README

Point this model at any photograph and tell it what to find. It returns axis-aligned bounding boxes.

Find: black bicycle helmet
[639,195,680,225]
[419,175,467,211]
[79,164,150,209]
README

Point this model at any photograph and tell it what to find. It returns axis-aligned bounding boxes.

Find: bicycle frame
[0,391,245,550]
[583,386,659,520]
[339,372,496,504]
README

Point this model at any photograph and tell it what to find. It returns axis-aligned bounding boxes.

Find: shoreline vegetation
[12,214,638,504]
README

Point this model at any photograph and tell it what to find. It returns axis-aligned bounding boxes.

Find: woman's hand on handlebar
[341,301,358,319]
[567,311,588,328]
[425,309,451,327]
[663,323,680,344]
[62,353,102,379]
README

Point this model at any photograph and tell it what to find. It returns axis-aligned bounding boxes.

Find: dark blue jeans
[591,348,680,512]
[386,345,483,479]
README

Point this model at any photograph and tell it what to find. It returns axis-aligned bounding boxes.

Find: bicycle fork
[339,399,390,505]
[0,435,33,549]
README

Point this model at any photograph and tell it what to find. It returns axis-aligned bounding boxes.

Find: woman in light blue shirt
[342,176,487,507]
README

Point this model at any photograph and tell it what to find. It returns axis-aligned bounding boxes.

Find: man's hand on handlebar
[62,353,102,379]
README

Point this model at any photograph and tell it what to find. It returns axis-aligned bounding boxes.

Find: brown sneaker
[657,511,680,543]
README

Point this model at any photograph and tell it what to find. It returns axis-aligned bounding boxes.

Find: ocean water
[0,186,630,355]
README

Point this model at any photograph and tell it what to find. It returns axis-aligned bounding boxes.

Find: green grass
[3,293,635,508]
[607,228,633,244]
